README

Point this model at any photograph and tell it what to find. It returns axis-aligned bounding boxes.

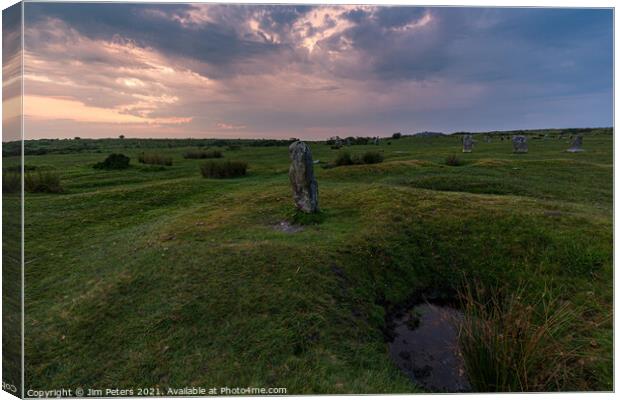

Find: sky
[4,3,614,139]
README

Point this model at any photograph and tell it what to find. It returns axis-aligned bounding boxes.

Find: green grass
[10,130,612,393]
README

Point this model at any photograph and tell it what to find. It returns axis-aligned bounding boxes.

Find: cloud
[216,122,246,130]
[19,4,613,139]
[25,95,191,125]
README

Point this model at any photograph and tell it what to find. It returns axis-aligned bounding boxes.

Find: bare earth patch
[273,221,304,234]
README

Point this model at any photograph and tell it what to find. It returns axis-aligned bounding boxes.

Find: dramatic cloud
[13,4,613,139]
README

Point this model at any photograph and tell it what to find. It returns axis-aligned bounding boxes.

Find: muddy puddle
[388,302,470,392]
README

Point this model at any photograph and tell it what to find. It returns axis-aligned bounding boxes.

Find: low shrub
[334,151,354,166]
[458,281,588,391]
[226,145,241,151]
[138,153,173,166]
[361,151,384,164]
[2,171,21,193]
[200,160,247,179]
[94,154,130,170]
[445,154,464,166]
[184,150,222,159]
[333,151,384,167]
[24,171,63,193]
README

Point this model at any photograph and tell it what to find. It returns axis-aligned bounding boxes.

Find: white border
[0,1,616,400]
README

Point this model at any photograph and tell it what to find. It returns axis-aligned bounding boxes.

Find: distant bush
[445,154,464,166]
[2,171,21,193]
[200,160,247,179]
[93,153,130,170]
[334,151,354,166]
[24,171,63,193]
[226,145,241,151]
[392,132,402,139]
[326,136,374,146]
[138,153,172,166]
[361,151,384,164]
[184,150,222,159]
[333,151,384,167]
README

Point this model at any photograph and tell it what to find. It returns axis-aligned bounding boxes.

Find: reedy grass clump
[2,171,21,193]
[138,153,173,166]
[445,154,464,166]
[24,171,63,193]
[361,151,384,164]
[184,150,222,159]
[334,151,354,166]
[200,160,247,178]
[333,151,384,167]
[458,281,589,392]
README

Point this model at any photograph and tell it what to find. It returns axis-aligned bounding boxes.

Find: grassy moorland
[4,128,612,393]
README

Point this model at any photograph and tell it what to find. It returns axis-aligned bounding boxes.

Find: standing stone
[462,135,474,153]
[289,141,319,213]
[484,135,492,143]
[566,135,584,153]
[373,137,379,145]
[512,135,528,153]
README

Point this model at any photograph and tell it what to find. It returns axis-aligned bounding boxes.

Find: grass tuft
[445,154,464,166]
[360,151,384,164]
[334,151,354,166]
[200,160,248,178]
[138,153,173,166]
[333,151,384,167]
[184,150,222,159]
[458,280,589,391]
[2,171,21,193]
[24,171,63,193]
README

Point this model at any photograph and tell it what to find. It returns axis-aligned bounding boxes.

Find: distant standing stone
[512,135,528,153]
[289,141,319,213]
[566,135,584,153]
[373,137,379,145]
[462,135,474,153]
